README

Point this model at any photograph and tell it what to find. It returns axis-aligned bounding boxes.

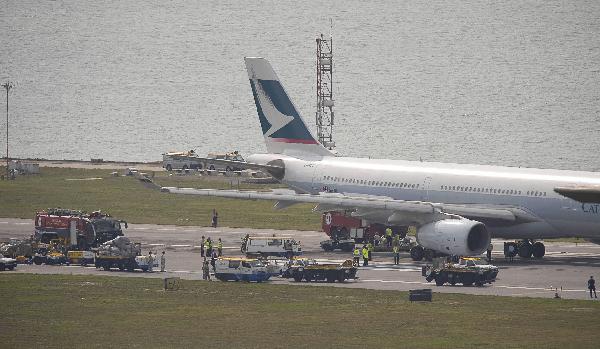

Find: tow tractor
[282,258,358,283]
[423,257,499,287]
[214,257,271,282]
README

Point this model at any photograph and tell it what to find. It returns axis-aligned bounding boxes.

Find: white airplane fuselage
[249,153,600,240]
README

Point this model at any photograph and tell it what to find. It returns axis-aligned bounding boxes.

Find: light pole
[2,81,13,180]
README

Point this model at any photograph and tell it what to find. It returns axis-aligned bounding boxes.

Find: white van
[241,236,302,258]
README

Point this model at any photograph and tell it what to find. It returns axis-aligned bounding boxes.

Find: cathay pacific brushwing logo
[253,78,294,137]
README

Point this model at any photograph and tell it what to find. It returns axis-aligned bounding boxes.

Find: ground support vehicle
[214,257,271,282]
[94,236,155,272]
[241,236,302,258]
[162,150,204,171]
[35,208,127,250]
[283,259,358,283]
[319,238,355,252]
[66,250,95,266]
[32,240,67,265]
[0,239,34,259]
[0,256,17,271]
[321,211,408,251]
[44,251,67,265]
[423,257,499,287]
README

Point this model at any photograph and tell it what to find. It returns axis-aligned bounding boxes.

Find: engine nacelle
[416,219,491,256]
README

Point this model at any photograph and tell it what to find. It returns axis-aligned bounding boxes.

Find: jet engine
[416,219,491,256]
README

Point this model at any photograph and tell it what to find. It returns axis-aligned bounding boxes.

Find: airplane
[139,57,600,261]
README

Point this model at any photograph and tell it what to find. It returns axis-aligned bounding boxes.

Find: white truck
[214,258,271,282]
[162,150,203,171]
[241,236,302,258]
[0,256,17,271]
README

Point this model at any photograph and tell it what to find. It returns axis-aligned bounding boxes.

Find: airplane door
[422,176,432,201]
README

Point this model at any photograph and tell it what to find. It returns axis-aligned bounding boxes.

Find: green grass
[1,273,599,349]
[0,167,321,230]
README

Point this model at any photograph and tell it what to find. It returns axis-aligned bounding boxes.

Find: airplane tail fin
[244,57,334,158]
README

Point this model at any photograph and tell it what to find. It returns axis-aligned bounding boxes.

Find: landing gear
[410,245,424,261]
[504,240,545,259]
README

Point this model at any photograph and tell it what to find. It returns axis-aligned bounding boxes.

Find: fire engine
[34,208,127,250]
[320,211,407,251]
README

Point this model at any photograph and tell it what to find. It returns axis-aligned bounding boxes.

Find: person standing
[588,276,597,299]
[367,241,374,261]
[202,258,211,281]
[147,251,154,272]
[211,249,218,272]
[205,237,212,257]
[393,245,400,265]
[353,246,360,267]
[486,243,493,263]
[211,209,219,228]
[160,251,166,272]
[362,245,369,266]
[385,227,393,247]
[200,235,206,257]
[217,238,223,257]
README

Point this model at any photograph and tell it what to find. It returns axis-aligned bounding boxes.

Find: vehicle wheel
[304,272,313,282]
[293,273,303,282]
[322,244,334,252]
[225,166,232,174]
[166,164,172,171]
[532,242,545,258]
[410,246,424,261]
[7,266,14,270]
[209,165,216,174]
[33,256,44,265]
[435,276,444,286]
[518,241,533,258]
[118,264,125,271]
[424,249,435,261]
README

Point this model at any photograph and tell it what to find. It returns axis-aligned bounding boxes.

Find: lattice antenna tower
[315,31,335,150]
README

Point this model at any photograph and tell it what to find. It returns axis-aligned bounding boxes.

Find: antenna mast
[315,30,335,150]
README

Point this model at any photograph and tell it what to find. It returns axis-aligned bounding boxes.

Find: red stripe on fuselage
[270,138,319,144]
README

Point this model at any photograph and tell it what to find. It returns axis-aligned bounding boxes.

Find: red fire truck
[34,208,127,250]
[320,211,407,252]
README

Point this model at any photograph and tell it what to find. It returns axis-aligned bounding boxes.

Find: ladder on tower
[316,33,335,150]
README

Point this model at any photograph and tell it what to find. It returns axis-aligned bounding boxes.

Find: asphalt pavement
[2,218,600,300]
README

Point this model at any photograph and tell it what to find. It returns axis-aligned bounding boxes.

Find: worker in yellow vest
[367,242,374,261]
[353,246,360,266]
[393,245,400,265]
[361,245,369,266]
[385,227,393,247]
[217,238,223,257]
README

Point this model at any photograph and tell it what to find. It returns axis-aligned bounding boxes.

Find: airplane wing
[138,174,537,225]
[554,185,600,203]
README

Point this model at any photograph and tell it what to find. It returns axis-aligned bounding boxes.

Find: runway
[2,218,599,300]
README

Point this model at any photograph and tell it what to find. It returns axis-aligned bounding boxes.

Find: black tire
[7,266,14,271]
[424,249,435,261]
[293,273,303,282]
[209,165,216,174]
[118,264,125,271]
[435,276,444,286]
[166,164,172,171]
[532,242,545,258]
[518,241,533,258]
[410,246,424,261]
[304,271,313,282]
[322,244,334,252]
[225,166,232,173]
[33,256,44,265]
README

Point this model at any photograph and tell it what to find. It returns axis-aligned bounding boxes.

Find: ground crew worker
[211,209,218,228]
[367,241,374,261]
[202,258,211,281]
[200,236,206,257]
[362,245,369,266]
[205,238,212,257]
[588,276,597,298]
[487,243,493,263]
[147,251,154,272]
[353,246,360,267]
[393,245,400,265]
[210,249,218,272]
[160,251,166,272]
[217,238,223,257]
[385,227,393,247]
